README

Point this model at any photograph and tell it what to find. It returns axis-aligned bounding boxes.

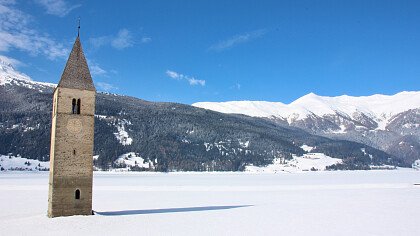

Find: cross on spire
[77,17,80,37]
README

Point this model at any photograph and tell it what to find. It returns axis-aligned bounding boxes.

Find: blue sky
[1,0,420,104]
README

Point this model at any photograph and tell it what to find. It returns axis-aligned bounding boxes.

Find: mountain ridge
[0,57,415,170]
[193,92,420,164]
[193,91,420,125]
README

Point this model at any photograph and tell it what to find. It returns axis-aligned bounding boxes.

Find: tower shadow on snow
[94,205,253,216]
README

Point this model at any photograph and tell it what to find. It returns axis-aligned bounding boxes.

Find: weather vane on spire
[77,17,81,37]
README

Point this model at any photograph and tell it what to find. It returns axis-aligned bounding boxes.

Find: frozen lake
[1,170,419,235]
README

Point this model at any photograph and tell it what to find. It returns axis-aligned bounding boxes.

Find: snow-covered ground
[0,155,50,171]
[246,153,342,172]
[113,152,154,171]
[413,160,420,170]
[1,170,419,235]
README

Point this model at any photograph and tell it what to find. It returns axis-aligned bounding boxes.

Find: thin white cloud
[231,83,241,90]
[209,29,267,52]
[86,59,108,77]
[111,29,134,49]
[0,0,16,4]
[90,63,106,76]
[89,29,151,50]
[166,70,181,80]
[166,70,205,87]
[89,61,115,91]
[0,1,68,59]
[141,37,152,43]
[188,78,205,86]
[89,36,109,49]
[35,0,81,17]
[96,82,117,92]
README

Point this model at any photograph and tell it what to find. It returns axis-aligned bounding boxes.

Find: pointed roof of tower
[57,36,95,91]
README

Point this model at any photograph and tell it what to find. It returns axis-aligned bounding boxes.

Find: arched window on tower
[72,99,77,114]
[75,189,80,199]
[77,99,81,114]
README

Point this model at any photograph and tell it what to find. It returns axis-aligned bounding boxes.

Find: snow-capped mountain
[193,92,420,164]
[193,92,420,129]
[0,58,55,91]
[1,58,407,171]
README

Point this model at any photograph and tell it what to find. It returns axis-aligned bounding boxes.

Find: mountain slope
[193,92,420,164]
[0,59,407,170]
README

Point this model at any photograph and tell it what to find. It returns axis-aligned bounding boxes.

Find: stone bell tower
[48,31,96,217]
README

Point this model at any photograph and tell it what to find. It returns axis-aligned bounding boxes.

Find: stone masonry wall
[48,87,95,217]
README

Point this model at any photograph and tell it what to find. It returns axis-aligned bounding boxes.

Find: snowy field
[1,170,420,236]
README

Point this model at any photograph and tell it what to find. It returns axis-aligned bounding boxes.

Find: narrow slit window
[75,189,80,199]
[73,150,76,155]
[72,99,76,114]
[77,99,81,114]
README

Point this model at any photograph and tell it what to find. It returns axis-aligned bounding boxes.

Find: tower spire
[77,17,80,37]
[57,29,95,91]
